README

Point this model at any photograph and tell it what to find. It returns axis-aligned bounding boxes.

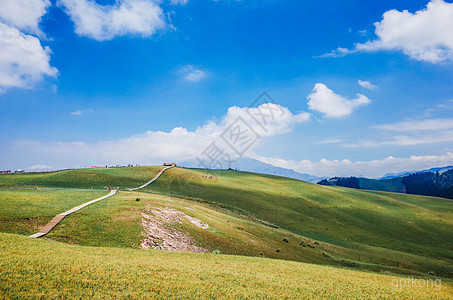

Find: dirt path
[29,166,173,238]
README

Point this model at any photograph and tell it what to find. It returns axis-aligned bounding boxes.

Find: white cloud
[29,164,52,171]
[70,109,94,116]
[340,118,453,148]
[0,0,50,36]
[0,22,58,90]
[307,83,371,117]
[10,103,310,168]
[344,130,453,148]
[358,80,377,90]
[315,137,345,144]
[170,0,188,5]
[318,47,350,58]
[70,110,83,116]
[179,65,206,82]
[374,118,453,131]
[423,101,453,117]
[223,104,310,137]
[58,0,166,41]
[324,0,453,63]
[255,152,453,178]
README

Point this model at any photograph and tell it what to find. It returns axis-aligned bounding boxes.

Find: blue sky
[1,0,453,177]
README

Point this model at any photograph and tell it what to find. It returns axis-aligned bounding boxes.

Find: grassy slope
[146,169,453,261]
[0,189,105,236]
[1,233,451,299]
[42,192,450,277]
[1,167,452,278]
[0,166,161,189]
[0,166,160,246]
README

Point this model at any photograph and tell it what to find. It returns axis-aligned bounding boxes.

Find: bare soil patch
[141,207,209,253]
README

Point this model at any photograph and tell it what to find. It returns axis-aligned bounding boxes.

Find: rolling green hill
[146,169,453,264]
[0,166,162,190]
[0,166,452,281]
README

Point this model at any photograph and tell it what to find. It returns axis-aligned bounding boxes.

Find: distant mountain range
[178,157,325,183]
[380,166,453,179]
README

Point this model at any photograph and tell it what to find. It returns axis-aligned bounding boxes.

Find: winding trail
[127,166,174,191]
[29,166,174,238]
[29,190,117,238]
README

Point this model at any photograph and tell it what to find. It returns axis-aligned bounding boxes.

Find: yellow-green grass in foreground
[46,191,453,278]
[0,189,106,236]
[0,233,451,299]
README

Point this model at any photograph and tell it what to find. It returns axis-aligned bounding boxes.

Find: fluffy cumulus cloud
[256,152,453,178]
[223,104,310,137]
[0,22,58,91]
[0,0,50,36]
[0,0,167,92]
[325,0,453,63]
[0,0,57,92]
[358,80,377,90]
[58,0,166,41]
[307,83,371,117]
[10,103,310,169]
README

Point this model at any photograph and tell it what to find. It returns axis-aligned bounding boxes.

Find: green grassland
[36,191,449,277]
[0,183,443,277]
[0,189,105,236]
[0,166,453,297]
[146,169,453,262]
[0,166,161,189]
[1,232,452,299]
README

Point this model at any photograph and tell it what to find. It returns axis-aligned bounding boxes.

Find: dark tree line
[317,170,453,200]
[336,177,360,189]
[318,177,360,189]
[317,179,333,186]
[402,170,453,199]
